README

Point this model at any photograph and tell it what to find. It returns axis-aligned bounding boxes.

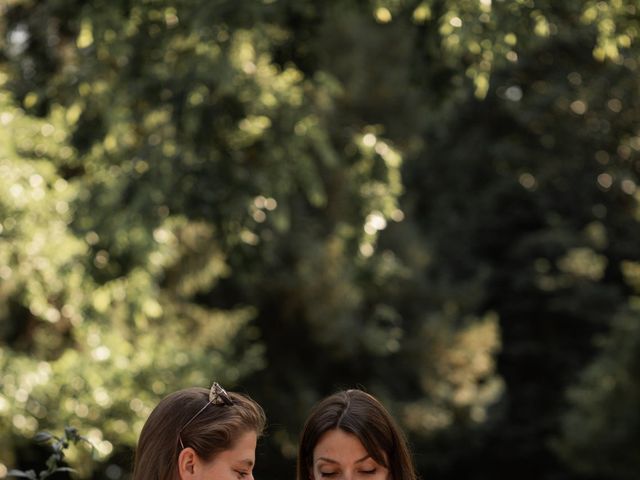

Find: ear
[178,447,198,480]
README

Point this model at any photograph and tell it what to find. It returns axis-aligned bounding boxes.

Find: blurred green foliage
[1,1,640,479]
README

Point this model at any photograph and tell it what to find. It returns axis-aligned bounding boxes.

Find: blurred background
[1,1,639,479]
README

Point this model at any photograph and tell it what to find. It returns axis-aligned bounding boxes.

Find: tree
[2,1,640,480]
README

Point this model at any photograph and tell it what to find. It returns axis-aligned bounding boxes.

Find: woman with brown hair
[297,389,418,480]
[133,382,266,480]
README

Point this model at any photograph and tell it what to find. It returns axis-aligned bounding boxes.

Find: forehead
[313,429,370,463]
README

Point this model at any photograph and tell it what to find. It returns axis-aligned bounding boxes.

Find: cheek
[200,462,227,480]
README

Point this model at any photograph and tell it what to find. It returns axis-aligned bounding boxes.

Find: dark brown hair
[133,387,266,480]
[297,389,417,480]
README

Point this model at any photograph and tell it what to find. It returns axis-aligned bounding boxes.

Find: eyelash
[235,471,249,479]
[319,470,377,477]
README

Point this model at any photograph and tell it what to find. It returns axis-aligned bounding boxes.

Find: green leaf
[7,470,37,480]
[33,432,54,443]
[45,455,58,471]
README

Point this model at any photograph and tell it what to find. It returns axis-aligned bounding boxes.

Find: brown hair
[297,389,417,480]
[133,387,266,480]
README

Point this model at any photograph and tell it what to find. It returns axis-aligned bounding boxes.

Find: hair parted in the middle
[297,389,417,480]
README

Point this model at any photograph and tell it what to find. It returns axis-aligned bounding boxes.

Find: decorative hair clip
[210,382,234,406]
[178,381,233,449]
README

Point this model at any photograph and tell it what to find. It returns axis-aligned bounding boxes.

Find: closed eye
[360,470,377,475]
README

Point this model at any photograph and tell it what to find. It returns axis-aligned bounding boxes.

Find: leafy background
[1,1,639,479]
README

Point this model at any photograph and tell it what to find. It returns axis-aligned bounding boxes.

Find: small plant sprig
[8,427,94,480]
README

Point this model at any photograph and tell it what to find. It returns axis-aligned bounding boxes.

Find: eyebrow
[315,454,371,465]
[237,459,255,467]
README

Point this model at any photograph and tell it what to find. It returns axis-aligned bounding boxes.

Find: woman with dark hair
[133,382,266,480]
[297,389,417,480]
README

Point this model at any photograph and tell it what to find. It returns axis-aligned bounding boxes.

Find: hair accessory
[210,382,234,406]
[178,381,233,450]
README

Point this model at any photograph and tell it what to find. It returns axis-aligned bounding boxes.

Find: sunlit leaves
[376,0,639,98]
[0,95,85,338]
[582,0,639,62]
[403,312,504,431]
